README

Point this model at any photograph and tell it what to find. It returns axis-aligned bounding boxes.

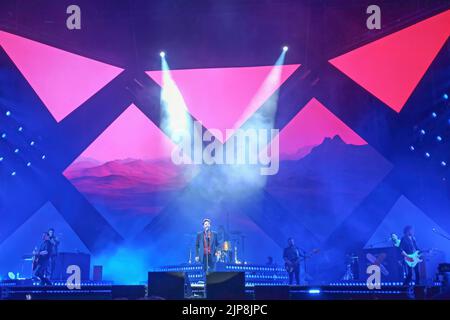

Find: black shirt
[38,240,52,262]
[49,236,60,256]
[283,245,300,262]
[400,236,419,255]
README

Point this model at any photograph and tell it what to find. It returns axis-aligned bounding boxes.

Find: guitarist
[47,228,60,279]
[400,225,420,286]
[33,232,53,286]
[283,238,301,285]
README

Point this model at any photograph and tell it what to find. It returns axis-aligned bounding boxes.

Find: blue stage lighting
[0,156,3,162]
[409,145,415,151]
[420,129,426,135]
[41,155,46,160]
[26,162,31,167]
[160,51,166,58]
[282,46,288,52]
[7,272,15,280]
[437,135,443,142]
[30,141,35,146]
[444,93,449,100]
[11,171,16,176]
[441,161,447,167]
[309,289,321,294]
[14,148,19,154]
[432,112,437,118]
[5,110,11,116]
[18,126,23,132]
[425,152,431,158]
[1,133,6,139]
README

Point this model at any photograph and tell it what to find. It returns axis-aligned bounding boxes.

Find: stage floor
[0,280,446,300]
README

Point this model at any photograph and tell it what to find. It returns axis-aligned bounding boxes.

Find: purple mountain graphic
[266,134,392,242]
[64,158,198,238]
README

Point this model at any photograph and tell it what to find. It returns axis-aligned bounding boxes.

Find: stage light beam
[159,54,192,149]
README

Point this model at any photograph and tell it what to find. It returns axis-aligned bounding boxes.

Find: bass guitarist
[33,232,52,286]
[283,238,301,285]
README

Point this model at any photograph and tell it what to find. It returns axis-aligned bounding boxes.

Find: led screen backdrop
[0,1,449,283]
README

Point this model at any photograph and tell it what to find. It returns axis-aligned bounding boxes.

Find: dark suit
[195,230,219,272]
[283,245,301,285]
[400,236,420,286]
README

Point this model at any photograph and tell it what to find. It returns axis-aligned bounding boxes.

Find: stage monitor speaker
[53,252,90,280]
[112,285,146,300]
[254,285,290,300]
[206,272,245,300]
[148,272,185,300]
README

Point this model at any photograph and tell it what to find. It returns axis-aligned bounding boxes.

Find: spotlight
[41,155,46,160]
[11,171,16,176]
[26,162,31,167]
[1,133,6,139]
[444,93,449,100]
[160,51,166,58]
[282,46,288,52]
[30,141,35,146]
[0,156,3,162]
[5,111,11,116]
[18,126,23,132]
[420,129,426,135]
[425,152,431,158]
[7,272,15,280]
[437,135,443,142]
[441,161,447,167]
[409,145,415,151]
[432,112,437,118]
[14,148,19,154]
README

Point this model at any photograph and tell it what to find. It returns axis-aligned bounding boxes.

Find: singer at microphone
[195,218,219,273]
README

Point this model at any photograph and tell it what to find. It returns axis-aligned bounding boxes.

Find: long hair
[403,225,413,235]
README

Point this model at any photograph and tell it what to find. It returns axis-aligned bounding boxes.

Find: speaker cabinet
[53,252,90,280]
[148,272,185,300]
[206,272,245,300]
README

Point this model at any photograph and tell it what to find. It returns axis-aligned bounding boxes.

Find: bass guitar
[285,248,320,272]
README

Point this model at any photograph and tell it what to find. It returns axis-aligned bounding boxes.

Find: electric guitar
[285,248,320,273]
[404,250,432,268]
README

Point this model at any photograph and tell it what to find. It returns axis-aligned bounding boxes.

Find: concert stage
[1,0,450,306]
[0,279,446,300]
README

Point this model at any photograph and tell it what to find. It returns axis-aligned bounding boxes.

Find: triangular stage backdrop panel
[0,202,90,278]
[329,10,450,112]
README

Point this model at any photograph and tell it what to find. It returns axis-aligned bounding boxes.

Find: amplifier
[359,247,404,282]
[52,252,90,280]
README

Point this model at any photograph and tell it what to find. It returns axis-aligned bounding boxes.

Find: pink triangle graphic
[273,98,366,160]
[71,104,176,163]
[146,64,300,142]
[0,31,124,122]
[329,10,450,113]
